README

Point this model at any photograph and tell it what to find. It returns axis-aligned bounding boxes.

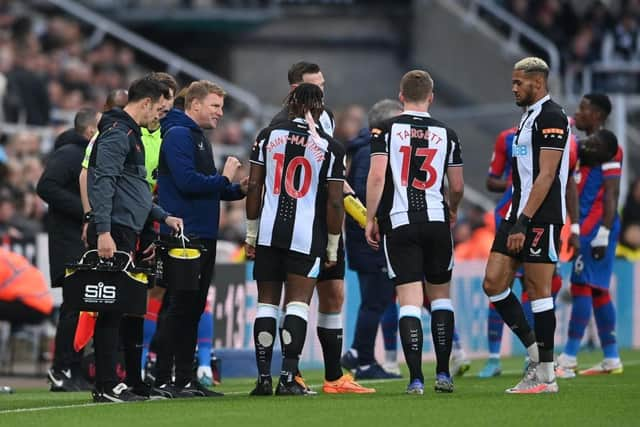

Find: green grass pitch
[2,349,639,427]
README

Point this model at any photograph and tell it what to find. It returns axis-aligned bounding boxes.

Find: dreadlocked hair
[286,83,324,121]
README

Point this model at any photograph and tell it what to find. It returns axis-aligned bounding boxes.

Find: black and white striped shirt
[250,118,345,256]
[508,95,570,224]
[370,111,463,231]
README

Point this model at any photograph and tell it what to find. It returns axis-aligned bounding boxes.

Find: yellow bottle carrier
[158,231,203,291]
[63,250,153,315]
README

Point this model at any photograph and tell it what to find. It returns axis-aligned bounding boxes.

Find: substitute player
[482,57,570,394]
[557,93,624,377]
[366,70,464,395]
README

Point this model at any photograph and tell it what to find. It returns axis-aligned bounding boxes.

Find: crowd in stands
[500,0,640,67]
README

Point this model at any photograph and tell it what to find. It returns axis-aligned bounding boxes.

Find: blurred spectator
[3,17,50,125]
[601,8,640,63]
[334,104,366,142]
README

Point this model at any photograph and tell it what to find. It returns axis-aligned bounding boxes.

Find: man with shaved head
[482,57,570,394]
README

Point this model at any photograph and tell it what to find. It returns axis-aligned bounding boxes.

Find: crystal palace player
[365,70,464,395]
[557,94,624,377]
[245,83,350,395]
[482,57,571,394]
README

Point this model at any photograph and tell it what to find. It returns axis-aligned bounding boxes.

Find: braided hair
[286,83,324,121]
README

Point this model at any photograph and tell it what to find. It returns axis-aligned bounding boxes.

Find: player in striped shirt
[366,70,464,395]
[245,83,354,395]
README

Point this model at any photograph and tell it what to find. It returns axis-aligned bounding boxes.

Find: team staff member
[154,80,245,398]
[79,74,177,397]
[87,76,182,403]
[482,57,570,394]
[37,108,99,392]
[366,70,464,395]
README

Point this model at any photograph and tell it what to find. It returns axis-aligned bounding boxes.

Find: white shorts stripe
[383,234,396,279]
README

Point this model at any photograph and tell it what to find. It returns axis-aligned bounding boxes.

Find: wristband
[83,211,93,224]
[570,223,580,235]
[327,233,340,262]
[509,213,531,236]
[245,219,259,247]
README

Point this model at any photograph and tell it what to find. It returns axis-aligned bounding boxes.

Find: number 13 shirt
[370,110,463,232]
[250,117,345,256]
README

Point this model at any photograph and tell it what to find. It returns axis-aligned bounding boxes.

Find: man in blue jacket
[155,80,246,397]
[341,99,403,379]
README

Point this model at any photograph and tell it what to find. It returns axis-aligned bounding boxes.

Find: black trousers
[156,238,216,386]
[51,302,82,372]
[87,223,137,392]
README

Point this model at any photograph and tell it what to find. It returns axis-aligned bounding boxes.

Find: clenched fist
[222,156,242,181]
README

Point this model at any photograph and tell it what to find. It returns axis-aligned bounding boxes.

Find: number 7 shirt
[370,110,463,232]
[250,117,345,256]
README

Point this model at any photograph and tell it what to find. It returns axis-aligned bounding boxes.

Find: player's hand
[245,243,256,260]
[97,232,116,259]
[365,219,380,251]
[591,226,609,261]
[165,216,183,233]
[222,156,242,181]
[239,176,249,195]
[449,208,458,229]
[568,233,581,260]
[507,214,530,254]
[81,222,89,248]
[324,260,337,269]
[507,232,526,253]
[141,242,156,263]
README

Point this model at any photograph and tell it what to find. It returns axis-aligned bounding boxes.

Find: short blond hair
[514,57,549,77]
[185,80,226,110]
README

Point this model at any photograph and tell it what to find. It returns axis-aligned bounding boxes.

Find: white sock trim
[531,297,554,313]
[286,302,310,322]
[399,305,422,319]
[488,288,511,303]
[317,312,342,329]
[256,303,279,319]
[431,298,454,312]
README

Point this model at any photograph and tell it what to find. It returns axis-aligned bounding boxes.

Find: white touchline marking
[1,359,638,414]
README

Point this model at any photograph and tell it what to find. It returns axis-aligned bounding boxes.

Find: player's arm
[244,130,268,259]
[447,167,464,226]
[522,150,563,217]
[244,163,264,260]
[591,176,620,260]
[486,175,509,193]
[326,180,344,267]
[365,127,388,250]
[566,174,580,257]
[508,113,568,253]
[326,144,346,266]
[486,131,509,193]
[446,129,464,226]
